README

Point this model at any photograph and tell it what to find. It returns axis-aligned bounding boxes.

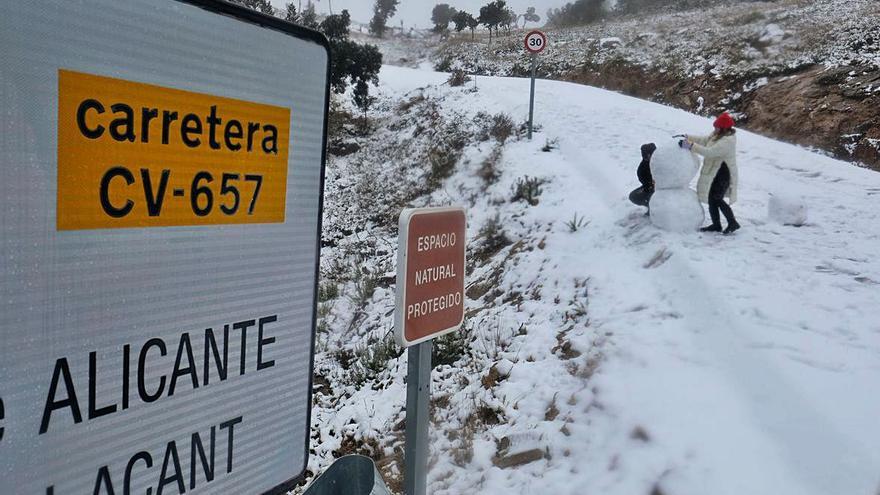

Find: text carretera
[57,70,292,230]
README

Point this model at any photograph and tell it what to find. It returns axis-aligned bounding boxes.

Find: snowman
[648,143,705,232]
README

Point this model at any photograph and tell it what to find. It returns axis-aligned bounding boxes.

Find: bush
[448,69,471,87]
[478,146,503,186]
[356,331,402,378]
[511,176,545,206]
[434,57,453,72]
[349,271,378,308]
[425,123,469,190]
[433,327,472,367]
[473,215,512,263]
[489,114,515,144]
[318,282,340,302]
[426,147,460,190]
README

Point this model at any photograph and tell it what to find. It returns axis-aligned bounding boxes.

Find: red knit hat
[714,112,735,130]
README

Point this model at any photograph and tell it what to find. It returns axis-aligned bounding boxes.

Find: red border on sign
[524,30,547,54]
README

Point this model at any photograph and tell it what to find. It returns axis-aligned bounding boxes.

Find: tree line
[431,2,541,42]
[232,1,383,120]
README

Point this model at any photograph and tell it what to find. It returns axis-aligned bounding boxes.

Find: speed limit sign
[524,30,547,54]
[524,30,547,140]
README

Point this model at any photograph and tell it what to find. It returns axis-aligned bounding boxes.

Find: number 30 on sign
[525,30,547,54]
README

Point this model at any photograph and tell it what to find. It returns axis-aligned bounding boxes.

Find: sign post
[404,341,432,495]
[395,207,466,495]
[1,1,329,494]
[524,30,548,140]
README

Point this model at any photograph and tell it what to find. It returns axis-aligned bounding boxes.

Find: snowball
[650,142,701,189]
[650,189,705,232]
[768,193,808,226]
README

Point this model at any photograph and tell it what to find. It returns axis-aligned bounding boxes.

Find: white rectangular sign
[0,1,329,494]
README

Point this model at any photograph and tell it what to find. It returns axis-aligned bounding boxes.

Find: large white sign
[0,1,329,494]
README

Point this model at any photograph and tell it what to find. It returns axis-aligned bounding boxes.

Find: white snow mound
[650,142,700,189]
[650,189,705,232]
[768,193,808,226]
[760,23,786,44]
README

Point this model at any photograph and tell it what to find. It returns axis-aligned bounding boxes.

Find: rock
[492,448,545,469]
[600,37,623,49]
[493,433,549,469]
[630,426,651,442]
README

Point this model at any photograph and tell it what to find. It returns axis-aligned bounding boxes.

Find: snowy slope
[305,66,880,495]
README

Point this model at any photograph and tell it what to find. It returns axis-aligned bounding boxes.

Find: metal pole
[405,340,432,495]
[528,54,537,140]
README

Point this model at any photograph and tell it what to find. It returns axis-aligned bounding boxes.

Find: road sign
[524,30,548,139]
[0,1,329,494]
[394,207,465,495]
[525,30,548,54]
[394,207,467,347]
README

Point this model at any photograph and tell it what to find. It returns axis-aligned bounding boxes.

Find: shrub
[490,114,515,144]
[511,176,545,206]
[317,302,333,319]
[433,327,472,367]
[566,213,589,232]
[448,69,471,87]
[318,282,340,302]
[478,146,503,186]
[474,112,493,142]
[434,57,453,72]
[357,331,402,377]
[472,215,512,263]
[426,147,460,190]
[425,122,469,190]
[349,271,378,308]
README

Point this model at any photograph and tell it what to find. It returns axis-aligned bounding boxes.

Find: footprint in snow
[787,354,847,373]
[643,248,672,269]
[815,261,860,276]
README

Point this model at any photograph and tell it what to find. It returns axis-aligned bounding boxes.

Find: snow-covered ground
[302,65,880,495]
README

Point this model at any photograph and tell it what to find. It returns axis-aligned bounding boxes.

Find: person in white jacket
[681,112,741,234]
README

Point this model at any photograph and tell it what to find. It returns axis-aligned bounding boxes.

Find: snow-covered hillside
[434,0,880,87]
[301,65,880,495]
[428,0,880,169]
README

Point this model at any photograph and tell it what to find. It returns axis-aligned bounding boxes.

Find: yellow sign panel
[57,70,291,230]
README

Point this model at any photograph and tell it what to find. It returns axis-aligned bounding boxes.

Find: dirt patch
[745,65,880,167]
[565,60,880,170]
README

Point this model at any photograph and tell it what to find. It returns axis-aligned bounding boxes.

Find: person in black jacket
[629,143,657,214]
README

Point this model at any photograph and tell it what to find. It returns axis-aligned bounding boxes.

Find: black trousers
[629,186,653,207]
[708,163,737,227]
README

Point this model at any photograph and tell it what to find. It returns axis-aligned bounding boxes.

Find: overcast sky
[270,0,572,28]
